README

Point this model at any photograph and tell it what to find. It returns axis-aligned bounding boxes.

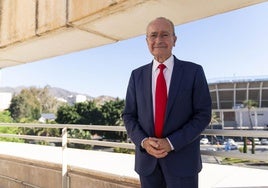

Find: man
[122,17,211,188]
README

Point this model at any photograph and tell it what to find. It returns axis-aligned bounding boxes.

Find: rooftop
[208,75,268,84]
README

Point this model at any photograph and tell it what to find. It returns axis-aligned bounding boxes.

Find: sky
[0,2,268,99]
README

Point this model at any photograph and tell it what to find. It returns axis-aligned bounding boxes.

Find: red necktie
[155,64,167,138]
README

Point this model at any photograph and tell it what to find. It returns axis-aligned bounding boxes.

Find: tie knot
[158,64,166,71]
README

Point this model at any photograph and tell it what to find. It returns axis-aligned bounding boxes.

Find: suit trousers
[139,160,198,188]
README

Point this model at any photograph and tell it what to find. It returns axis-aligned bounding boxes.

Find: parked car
[224,138,238,151]
[216,138,225,145]
[261,139,268,145]
[200,138,209,144]
[229,143,238,150]
[253,138,261,145]
[246,139,252,145]
[224,138,236,145]
[246,138,261,145]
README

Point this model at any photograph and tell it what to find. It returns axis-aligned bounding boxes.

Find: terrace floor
[0,142,268,188]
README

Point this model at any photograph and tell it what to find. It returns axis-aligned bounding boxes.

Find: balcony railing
[0,123,267,188]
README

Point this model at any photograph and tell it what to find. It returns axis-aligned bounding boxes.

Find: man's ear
[173,36,177,46]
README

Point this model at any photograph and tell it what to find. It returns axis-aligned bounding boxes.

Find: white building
[75,94,87,103]
[0,92,12,111]
[209,77,268,129]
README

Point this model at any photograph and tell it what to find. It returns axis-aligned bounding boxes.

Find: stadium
[208,76,268,129]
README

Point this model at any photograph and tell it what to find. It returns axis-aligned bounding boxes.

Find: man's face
[146,19,177,62]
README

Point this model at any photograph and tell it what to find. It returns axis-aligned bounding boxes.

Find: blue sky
[1,2,268,99]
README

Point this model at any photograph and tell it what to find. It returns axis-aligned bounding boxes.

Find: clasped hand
[143,137,172,158]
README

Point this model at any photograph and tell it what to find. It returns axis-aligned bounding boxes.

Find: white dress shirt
[141,55,175,150]
[152,55,174,117]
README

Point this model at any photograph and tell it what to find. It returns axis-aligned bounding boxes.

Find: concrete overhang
[0,0,267,68]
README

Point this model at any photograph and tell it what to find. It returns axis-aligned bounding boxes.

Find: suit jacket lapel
[143,63,155,134]
[165,57,183,122]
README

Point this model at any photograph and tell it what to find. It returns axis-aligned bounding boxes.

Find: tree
[210,111,220,128]
[100,98,125,141]
[209,111,220,144]
[56,101,104,125]
[55,99,126,143]
[0,110,13,123]
[243,100,257,129]
[9,88,41,122]
[55,105,80,124]
[37,85,62,114]
[0,111,22,142]
[8,86,63,122]
[75,101,104,125]
[67,128,92,149]
[243,100,258,154]
[71,101,104,144]
[101,98,124,125]
[55,102,103,150]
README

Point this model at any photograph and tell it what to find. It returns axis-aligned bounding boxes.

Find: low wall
[68,166,140,188]
[0,154,140,188]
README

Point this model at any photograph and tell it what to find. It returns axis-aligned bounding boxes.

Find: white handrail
[0,123,267,188]
[62,127,68,188]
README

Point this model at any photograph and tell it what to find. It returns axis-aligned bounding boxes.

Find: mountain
[0,86,116,104]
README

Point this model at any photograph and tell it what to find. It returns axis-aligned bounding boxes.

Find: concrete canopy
[0,0,267,68]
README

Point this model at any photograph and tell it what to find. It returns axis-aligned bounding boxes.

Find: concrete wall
[0,154,140,188]
[0,154,62,188]
[68,167,140,188]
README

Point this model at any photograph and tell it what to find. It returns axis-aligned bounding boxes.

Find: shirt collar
[153,55,174,72]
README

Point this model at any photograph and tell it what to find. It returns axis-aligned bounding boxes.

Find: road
[201,142,268,152]
[201,143,268,170]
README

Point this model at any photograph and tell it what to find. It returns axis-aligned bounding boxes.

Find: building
[38,113,56,123]
[209,77,268,109]
[0,92,12,111]
[75,94,87,103]
[208,77,268,129]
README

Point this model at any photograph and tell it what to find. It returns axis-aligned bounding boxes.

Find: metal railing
[0,123,268,188]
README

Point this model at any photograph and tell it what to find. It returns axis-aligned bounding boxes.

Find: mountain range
[0,86,116,104]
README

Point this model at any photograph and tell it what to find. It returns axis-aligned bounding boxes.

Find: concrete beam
[0,0,267,68]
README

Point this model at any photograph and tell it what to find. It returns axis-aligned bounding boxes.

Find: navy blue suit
[123,56,211,180]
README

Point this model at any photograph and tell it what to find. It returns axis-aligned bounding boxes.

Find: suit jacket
[123,56,212,177]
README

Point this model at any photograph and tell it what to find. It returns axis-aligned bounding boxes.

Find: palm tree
[209,112,221,145]
[243,100,257,154]
[210,112,220,128]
